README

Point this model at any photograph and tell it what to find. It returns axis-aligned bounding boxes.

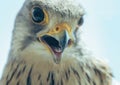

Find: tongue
[54,47,62,52]
[52,47,62,57]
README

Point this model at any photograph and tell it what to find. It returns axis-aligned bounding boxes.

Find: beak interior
[41,35,62,51]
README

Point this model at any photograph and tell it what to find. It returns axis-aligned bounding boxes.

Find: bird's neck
[2,45,112,85]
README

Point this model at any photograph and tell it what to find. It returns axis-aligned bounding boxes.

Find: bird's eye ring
[31,6,48,25]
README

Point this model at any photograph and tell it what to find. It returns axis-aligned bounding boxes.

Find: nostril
[68,39,73,46]
[55,27,60,31]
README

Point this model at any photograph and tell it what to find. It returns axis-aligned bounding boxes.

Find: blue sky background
[0,0,120,81]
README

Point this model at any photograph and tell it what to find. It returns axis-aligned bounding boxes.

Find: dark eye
[32,7,45,23]
[78,16,84,26]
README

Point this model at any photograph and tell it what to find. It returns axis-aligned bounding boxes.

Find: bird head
[10,0,84,64]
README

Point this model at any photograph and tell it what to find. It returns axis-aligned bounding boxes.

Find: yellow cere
[47,23,72,36]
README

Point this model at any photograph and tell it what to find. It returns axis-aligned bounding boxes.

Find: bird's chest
[22,65,85,85]
[2,60,91,85]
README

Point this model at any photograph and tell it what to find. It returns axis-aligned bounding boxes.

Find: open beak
[38,23,73,63]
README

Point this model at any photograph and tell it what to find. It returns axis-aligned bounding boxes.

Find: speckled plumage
[1,0,112,85]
